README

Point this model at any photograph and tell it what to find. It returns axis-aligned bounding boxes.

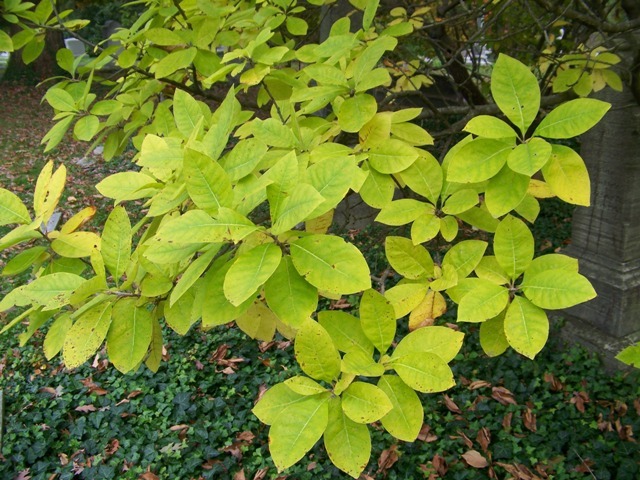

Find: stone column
[565,85,640,338]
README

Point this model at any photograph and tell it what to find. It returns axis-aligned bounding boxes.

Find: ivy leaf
[106,299,153,374]
[377,375,423,442]
[290,235,371,296]
[324,398,371,479]
[294,320,341,383]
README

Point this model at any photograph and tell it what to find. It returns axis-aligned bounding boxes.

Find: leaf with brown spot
[462,450,489,468]
[409,290,446,331]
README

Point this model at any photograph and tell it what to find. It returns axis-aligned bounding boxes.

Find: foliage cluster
[0,0,634,476]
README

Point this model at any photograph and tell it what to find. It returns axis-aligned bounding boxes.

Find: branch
[534,0,640,33]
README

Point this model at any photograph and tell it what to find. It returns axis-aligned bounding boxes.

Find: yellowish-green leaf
[507,138,552,176]
[265,256,317,328]
[393,325,464,363]
[360,288,396,354]
[457,280,509,322]
[224,243,282,306]
[101,206,131,283]
[521,270,596,309]
[376,199,431,226]
[285,376,328,396]
[107,299,153,373]
[504,296,548,359]
[342,382,392,424]
[384,282,429,318]
[318,310,374,356]
[43,313,72,360]
[368,139,418,174]
[479,313,509,357]
[494,215,534,280]
[253,383,308,425]
[385,236,433,280]
[294,319,341,383]
[534,98,610,139]
[0,188,30,226]
[377,375,423,441]
[463,115,517,139]
[236,300,278,341]
[399,153,442,204]
[184,148,234,215]
[541,145,590,206]
[63,301,112,369]
[447,138,513,183]
[51,232,101,258]
[73,115,100,141]
[485,165,529,217]
[390,351,454,393]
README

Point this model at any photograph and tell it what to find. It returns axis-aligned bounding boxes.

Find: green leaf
[96,172,158,203]
[359,163,395,208]
[290,235,371,296]
[507,138,552,176]
[376,199,431,226]
[236,300,277,341]
[541,145,590,206]
[170,245,219,306]
[368,139,418,174]
[342,350,385,377]
[73,115,100,141]
[324,398,371,479]
[286,16,308,36]
[616,344,640,368]
[2,246,48,276]
[0,30,13,51]
[534,98,610,139]
[184,148,234,215]
[384,283,429,318]
[63,301,112,369]
[338,94,377,133]
[341,382,392,424]
[442,239,487,280]
[285,376,328,396]
[463,115,517,139]
[484,165,529,218]
[385,236,434,280]
[145,27,185,46]
[442,188,478,215]
[44,88,77,112]
[51,232,101,258]
[0,188,31,226]
[491,54,540,134]
[265,256,318,328]
[494,215,534,280]
[360,289,396,354]
[165,290,197,335]
[377,375,423,441]
[307,157,358,218]
[524,253,578,281]
[23,272,86,310]
[252,118,296,148]
[173,87,205,137]
[252,383,308,424]
[271,184,324,235]
[390,351,455,393]
[393,325,464,363]
[224,243,282,306]
[479,313,509,357]
[270,394,329,471]
[220,138,268,181]
[390,122,433,146]
[475,256,510,285]
[399,152,442,204]
[43,313,72,360]
[199,256,255,328]
[154,46,197,79]
[303,63,348,86]
[447,138,513,183]
[411,214,440,244]
[294,320,341,382]
[504,296,548,359]
[107,299,153,373]
[318,310,374,356]
[457,280,509,322]
[101,206,131,283]
[521,270,596,309]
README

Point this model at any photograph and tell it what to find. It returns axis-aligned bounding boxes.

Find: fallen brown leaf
[462,450,489,468]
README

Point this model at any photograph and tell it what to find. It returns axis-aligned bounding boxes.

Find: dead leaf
[543,372,563,392]
[252,468,268,480]
[127,390,143,399]
[104,439,120,457]
[454,430,473,449]
[502,412,513,432]
[75,404,97,413]
[195,359,204,370]
[15,469,31,480]
[39,386,63,397]
[462,450,489,468]
[432,453,448,477]
[138,468,160,480]
[476,427,491,452]
[377,444,399,474]
[169,424,190,432]
[417,424,438,443]
[443,394,462,414]
[569,391,589,413]
[236,431,255,444]
[523,408,537,432]
[233,469,246,480]
[469,380,492,390]
[59,453,69,466]
[491,386,517,406]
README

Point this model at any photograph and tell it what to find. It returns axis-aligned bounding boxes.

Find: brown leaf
[523,408,537,432]
[139,468,160,480]
[236,431,256,444]
[169,424,190,432]
[469,380,492,390]
[59,453,69,466]
[195,359,204,370]
[476,427,491,453]
[462,450,489,468]
[569,391,589,413]
[75,404,97,413]
[377,444,399,474]
[233,469,246,480]
[306,461,317,471]
[502,412,513,432]
[543,372,564,391]
[432,453,448,477]
[491,386,517,406]
[634,398,640,416]
[39,386,63,397]
[104,439,120,457]
[252,468,268,480]
[573,457,595,474]
[455,430,474,449]
[258,341,275,352]
[256,384,268,404]
[127,390,144,399]
[443,394,462,414]
[615,400,628,416]
[417,424,438,443]
[15,469,31,480]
